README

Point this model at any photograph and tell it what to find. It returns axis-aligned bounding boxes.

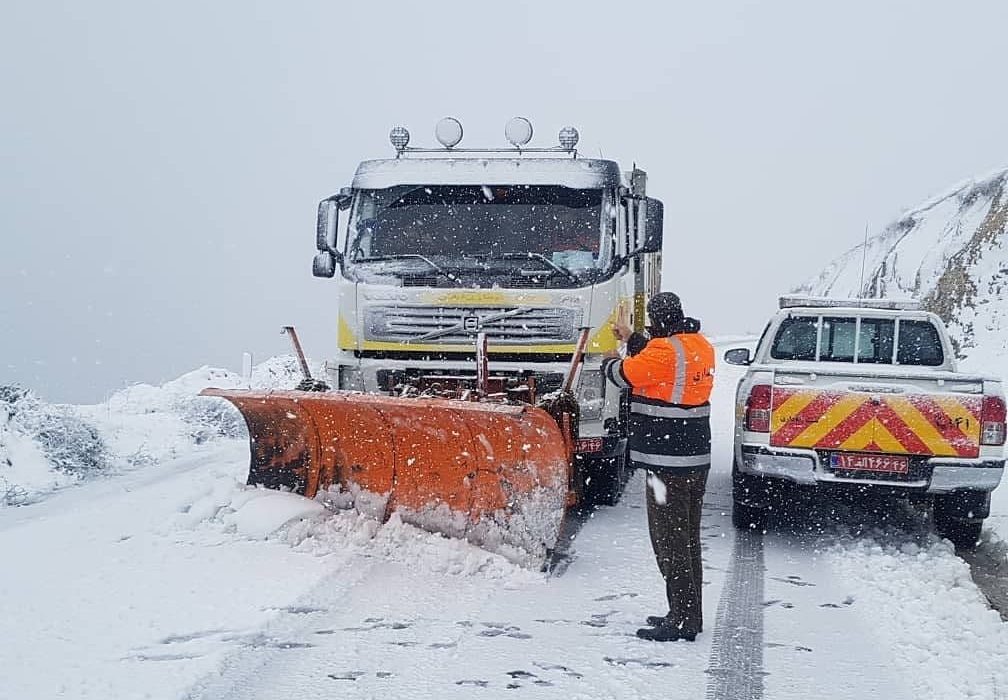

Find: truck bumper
[738,444,1005,493]
[325,356,621,441]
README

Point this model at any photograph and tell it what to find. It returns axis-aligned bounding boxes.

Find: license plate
[830,453,909,474]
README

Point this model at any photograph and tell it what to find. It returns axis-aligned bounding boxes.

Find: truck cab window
[345,185,613,287]
[897,320,944,366]
[770,316,818,361]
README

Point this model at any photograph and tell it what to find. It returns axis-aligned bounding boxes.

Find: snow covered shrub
[0,477,31,507]
[175,395,247,445]
[0,384,108,475]
[33,411,107,474]
[248,355,308,390]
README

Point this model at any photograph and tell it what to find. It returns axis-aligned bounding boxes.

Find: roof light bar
[387,118,583,157]
[779,295,922,311]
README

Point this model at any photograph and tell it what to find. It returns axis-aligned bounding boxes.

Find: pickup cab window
[897,319,944,366]
[813,316,896,363]
[770,314,944,366]
[857,318,895,363]
[769,317,818,360]
[819,317,857,362]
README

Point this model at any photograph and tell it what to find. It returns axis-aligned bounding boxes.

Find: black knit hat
[648,292,683,322]
[646,292,685,336]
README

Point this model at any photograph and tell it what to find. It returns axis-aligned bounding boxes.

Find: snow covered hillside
[797,166,1008,369]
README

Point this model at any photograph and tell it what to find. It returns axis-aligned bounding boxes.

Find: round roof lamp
[505,117,534,147]
[435,117,464,148]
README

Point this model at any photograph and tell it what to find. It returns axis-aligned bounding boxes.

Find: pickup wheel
[732,463,767,531]
[935,517,983,550]
[732,501,766,531]
[933,492,987,550]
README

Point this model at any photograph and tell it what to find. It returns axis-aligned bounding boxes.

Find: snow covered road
[2,359,1007,699]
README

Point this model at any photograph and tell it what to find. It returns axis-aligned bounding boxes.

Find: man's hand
[612,321,633,343]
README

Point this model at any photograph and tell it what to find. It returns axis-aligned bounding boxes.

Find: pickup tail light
[745,384,773,433]
[981,395,1006,446]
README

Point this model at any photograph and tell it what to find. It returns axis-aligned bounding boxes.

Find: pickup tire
[732,463,767,531]
[732,501,766,531]
[933,491,988,550]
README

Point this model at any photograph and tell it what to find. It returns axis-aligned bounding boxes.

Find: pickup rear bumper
[738,444,1004,493]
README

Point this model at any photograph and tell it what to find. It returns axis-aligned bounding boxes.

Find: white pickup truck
[724,296,1006,548]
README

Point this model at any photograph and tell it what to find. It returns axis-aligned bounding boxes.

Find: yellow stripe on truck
[871,420,906,453]
[838,419,875,451]
[770,391,818,434]
[788,394,866,448]
[884,397,953,456]
[932,396,982,442]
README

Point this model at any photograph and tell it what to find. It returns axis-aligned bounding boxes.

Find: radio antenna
[858,220,870,302]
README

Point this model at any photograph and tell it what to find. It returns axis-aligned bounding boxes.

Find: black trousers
[645,470,708,635]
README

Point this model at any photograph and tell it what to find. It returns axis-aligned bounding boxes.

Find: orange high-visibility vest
[619,334,715,406]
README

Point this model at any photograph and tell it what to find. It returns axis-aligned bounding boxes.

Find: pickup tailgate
[768,371,983,459]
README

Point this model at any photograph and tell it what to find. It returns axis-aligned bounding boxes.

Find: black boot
[645,614,702,633]
[635,623,697,642]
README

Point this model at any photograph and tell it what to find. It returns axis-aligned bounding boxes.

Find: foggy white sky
[2,0,1007,403]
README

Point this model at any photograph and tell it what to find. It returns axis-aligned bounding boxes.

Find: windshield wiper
[356,254,463,287]
[475,252,581,285]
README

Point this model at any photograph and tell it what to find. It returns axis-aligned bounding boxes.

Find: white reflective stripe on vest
[630,402,710,418]
[606,359,630,389]
[669,335,687,404]
[629,451,711,468]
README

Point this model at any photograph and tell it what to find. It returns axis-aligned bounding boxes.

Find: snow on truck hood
[352,157,622,189]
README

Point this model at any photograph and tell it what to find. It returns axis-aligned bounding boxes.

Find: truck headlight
[364,309,389,340]
[338,365,365,392]
[577,369,605,421]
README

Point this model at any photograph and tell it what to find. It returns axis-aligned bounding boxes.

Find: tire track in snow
[705,527,765,700]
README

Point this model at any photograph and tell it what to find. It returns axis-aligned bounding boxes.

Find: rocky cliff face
[797,167,1008,365]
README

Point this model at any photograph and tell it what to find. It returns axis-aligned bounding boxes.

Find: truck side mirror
[723,347,752,366]
[641,197,663,253]
[314,194,349,277]
[316,198,339,253]
[313,251,336,278]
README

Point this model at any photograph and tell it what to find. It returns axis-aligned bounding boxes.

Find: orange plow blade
[200,389,571,565]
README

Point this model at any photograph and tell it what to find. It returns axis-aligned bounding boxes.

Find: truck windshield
[770,315,944,366]
[345,185,613,286]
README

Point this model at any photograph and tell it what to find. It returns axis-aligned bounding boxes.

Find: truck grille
[364,305,581,344]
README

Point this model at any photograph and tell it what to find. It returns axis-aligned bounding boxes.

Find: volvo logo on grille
[463,316,481,332]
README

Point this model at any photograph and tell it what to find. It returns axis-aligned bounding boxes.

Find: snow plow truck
[203,118,665,566]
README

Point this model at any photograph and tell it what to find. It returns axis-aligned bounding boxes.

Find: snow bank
[173,478,532,581]
[1,355,315,507]
[828,536,1008,700]
[0,386,108,505]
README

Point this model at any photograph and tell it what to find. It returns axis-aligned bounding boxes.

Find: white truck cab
[724,296,1006,548]
[310,119,665,505]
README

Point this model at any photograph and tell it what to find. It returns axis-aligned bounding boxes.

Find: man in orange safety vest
[604,292,715,642]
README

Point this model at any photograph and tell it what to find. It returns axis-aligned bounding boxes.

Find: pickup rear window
[770,316,944,366]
